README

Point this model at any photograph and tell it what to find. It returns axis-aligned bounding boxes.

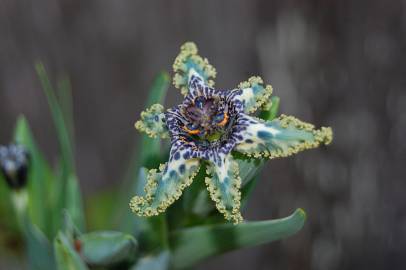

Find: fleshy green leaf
[170,208,306,269]
[14,116,54,237]
[54,232,88,270]
[79,231,137,266]
[132,251,170,270]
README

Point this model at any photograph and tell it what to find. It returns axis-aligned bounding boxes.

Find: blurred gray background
[1,0,405,269]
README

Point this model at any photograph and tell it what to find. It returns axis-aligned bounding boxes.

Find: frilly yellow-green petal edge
[134,103,169,139]
[237,76,273,114]
[205,157,243,224]
[173,42,217,96]
[238,114,333,159]
[130,161,200,217]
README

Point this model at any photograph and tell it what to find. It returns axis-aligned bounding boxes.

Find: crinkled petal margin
[134,104,169,139]
[205,154,243,224]
[173,42,216,96]
[130,145,200,216]
[234,114,333,159]
[235,76,273,114]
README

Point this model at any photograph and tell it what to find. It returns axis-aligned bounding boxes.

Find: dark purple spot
[169,170,177,178]
[179,164,185,174]
[257,131,273,140]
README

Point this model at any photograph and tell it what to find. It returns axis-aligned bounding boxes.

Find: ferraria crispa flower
[130,42,332,223]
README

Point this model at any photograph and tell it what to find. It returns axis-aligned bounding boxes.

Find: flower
[0,144,30,190]
[130,42,333,223]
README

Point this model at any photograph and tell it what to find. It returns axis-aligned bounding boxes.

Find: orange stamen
[217,112,229,126]
[183,126,201,135]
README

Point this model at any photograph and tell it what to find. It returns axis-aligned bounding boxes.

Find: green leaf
[57,76,75,147]
[259,96,280,121]
[11,191,56,270]
[145,72,171,109]
[35,63,75,174]
[132,251,170,270]
[0,174,18,232]
[35,62,85,231]
[165,164,215,230]
[54,232,88,270]
[14,116,54,237]
[22,216,56,270]
[79,231,137,266]
[170,208,306,269]
[240,175,259,208]
[65,174,85,231]
[61,210,81,240]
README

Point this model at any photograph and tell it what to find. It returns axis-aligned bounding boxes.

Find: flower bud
[0,144,30,189]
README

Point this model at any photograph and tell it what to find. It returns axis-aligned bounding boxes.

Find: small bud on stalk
[0,144,30,190]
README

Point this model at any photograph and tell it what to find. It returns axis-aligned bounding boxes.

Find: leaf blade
[14,116,54,237]
[170,208,306,269]
[132,251,170,270]
[35,62,85,231]
[79,231,137,266]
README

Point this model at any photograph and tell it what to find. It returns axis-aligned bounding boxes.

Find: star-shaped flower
[130,42,332,223]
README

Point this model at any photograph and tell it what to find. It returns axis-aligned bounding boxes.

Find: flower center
[181,96,231,141]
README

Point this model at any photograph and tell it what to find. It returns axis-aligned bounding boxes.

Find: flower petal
[173,42,216,96]
[130,144,200,217]
[134,104,169,138]
[205,154,243,224]
[231,76,273,114]
[234,114,333,158]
